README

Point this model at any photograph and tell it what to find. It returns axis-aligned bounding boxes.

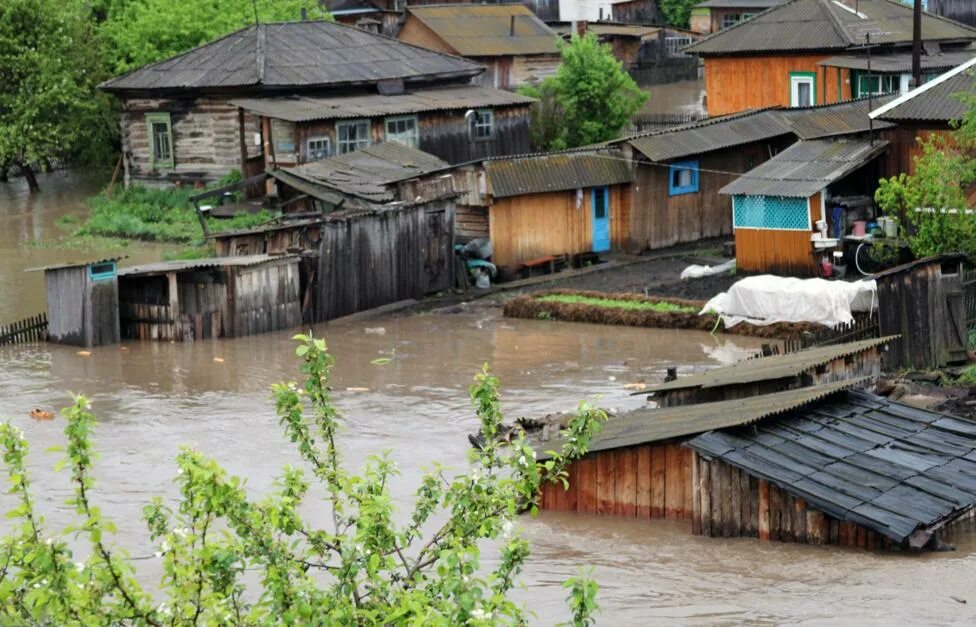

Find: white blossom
[74,562,84,573]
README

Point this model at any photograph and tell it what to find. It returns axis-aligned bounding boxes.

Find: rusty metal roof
[645,337,894,394]
[117,254,297,277]
[485,150,632,198]
[231,85,535,122]
[100,21,482,93]
[405,5,561,56]
[819,49,976,72]
[686,0,976,56]
[871,56,976,122]
[272,142,449,203]
[720,137,890,197]
[534,377,869,456]
[689,388,976,544]
[779,95,896,139]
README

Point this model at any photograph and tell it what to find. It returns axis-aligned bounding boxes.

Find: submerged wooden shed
[31,259,121,347]
[117,254,301,341]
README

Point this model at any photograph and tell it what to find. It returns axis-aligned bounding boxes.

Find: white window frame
[384,115,419,148]
[336,119,371,155]
[721,13,740,29]
[306,136,331,162]
[790,74,815,108]
[469,109,494,141]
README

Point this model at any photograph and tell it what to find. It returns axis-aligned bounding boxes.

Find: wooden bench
[519,255,557,279]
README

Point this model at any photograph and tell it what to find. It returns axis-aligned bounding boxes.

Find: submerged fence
[0,313,48,346]
[782,314,881,354]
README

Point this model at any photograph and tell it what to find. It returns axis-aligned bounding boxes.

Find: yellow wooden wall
[489,184,630,269]
[704,55,852,116]
[734,192,822,276]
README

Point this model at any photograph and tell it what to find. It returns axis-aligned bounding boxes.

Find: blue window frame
[88,260,117,282]
[668,160,699,196]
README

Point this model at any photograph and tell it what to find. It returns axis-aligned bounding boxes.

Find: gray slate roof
[272,142,449,204]
[871,56,976,122]
[777,95,896,139]
[100,21,482,93]
[485,150,633,198]
[118,254,296,277]
[719,137,890,197]
[686,0,976,56]
[818,49,976,72]
[404,4,561,56]
[231,85,535,122]
[688,389,976,544]
[694,0,786,8]
[645,337,893,394]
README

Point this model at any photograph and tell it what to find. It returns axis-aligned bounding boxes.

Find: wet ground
[3,171,976,624]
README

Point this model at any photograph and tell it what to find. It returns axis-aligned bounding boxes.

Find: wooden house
[99,20,533,187]
[397,4,562,90]
[930,0,976,28]
[684,0,976,116]
[116,255,301,341]
[721,136,890,275]
[324,0,401,36]
[689,0,786,35]
[31,259,121,347]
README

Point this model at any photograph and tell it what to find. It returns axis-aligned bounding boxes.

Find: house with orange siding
[684,0,976,117]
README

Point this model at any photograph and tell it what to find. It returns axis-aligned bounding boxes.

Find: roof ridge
[616,107,781,142]
[819,0,856,47]
[256,24,266,85]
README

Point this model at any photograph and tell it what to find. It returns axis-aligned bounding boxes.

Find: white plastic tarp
[701,275,877,329]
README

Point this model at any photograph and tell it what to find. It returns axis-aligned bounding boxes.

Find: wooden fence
[0,314,48,346]
[963,266,976,329]
[782,314,880,354]
[626,112,707,134]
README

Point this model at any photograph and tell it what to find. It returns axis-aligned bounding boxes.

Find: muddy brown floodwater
[3,172,976,625]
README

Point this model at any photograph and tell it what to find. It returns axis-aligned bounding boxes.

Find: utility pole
[912,0,922,89]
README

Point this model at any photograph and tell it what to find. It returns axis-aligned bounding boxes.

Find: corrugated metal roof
[694,0,786,8]
[25,257,125,273]
[534,377,868,456]
[117,254,296,276]
[871,56,976,121]
[406,5,561,56]
[720,137,890,197]
[688,389,976,544]
[272,142,449,203]
[818,49,976,72]
[231,85,535,122]
[778,95,896,139]
[686,0,976,56]
[626,108,794,161]
[645,337,893,394]
[485,150,632,198]
[100,21,482,93]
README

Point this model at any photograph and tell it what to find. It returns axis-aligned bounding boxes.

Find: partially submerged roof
[485,150,633,198]
[118,254,296,277]
[720,137,890,197]
[272,142,449,204]
[689,389,976,545]
[870,56,976,122]
[405,4,561,56]
[535,378,868,456]
[231,85,535,122]
[685,0,976,56]
[645,336,893,394]
[819,48,976,73]
[100,21,482,93]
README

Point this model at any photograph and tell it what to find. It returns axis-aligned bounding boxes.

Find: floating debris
[345,387,370,392]
[30,409,54,421]
[213,357,225,363]
[364,327,386,335]
[76,350,92,357]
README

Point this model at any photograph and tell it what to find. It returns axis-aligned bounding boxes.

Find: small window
[337,119,371,154]
[469,109,494,141]
[790,72,816,108]
[145,112,173,169]
[271,119,297,161]
[88,261,117,282]
[593,188,607,218]
[385,115,419,148]
[721,13,740,28]
[668,160,699,196]
[306,137,331,161]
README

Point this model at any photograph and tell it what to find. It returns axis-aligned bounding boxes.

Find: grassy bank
[537,293,698,313]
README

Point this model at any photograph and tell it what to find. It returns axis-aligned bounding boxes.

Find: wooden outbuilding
[116,255,301,341]
[31,259,121,347]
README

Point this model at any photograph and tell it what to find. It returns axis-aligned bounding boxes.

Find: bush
[0,336,605,624]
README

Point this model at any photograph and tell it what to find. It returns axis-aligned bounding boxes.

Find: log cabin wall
[734,191,822,276]
[694,454,893,549]
[120,97,262,187]
[539,443,695,520]
[704,55,852,116]
[488,183,631,270]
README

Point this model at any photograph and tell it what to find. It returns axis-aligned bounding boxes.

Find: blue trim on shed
[668,159,700,196]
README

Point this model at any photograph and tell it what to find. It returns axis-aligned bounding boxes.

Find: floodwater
[640,78,707,116]
[3,172,976,625]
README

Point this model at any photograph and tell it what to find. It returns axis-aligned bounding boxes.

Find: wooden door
[591,186,611,253]
[423,209,451,293]
[943,272,968,364]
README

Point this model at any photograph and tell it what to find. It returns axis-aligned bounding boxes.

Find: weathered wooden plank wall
[693,455,892,549]
[45,266,89,346]
[539,443,694,520]
[929,0,976,26]
[735,192,823,276]
[230,261,302,337]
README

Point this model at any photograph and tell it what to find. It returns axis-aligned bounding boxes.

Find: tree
[0,335,606,624]
[100,0,330,74]
[0,0,110,192]
[521,34,646,151]
[658,0,699,29]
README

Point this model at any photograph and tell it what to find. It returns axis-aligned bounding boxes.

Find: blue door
[591,186,610,253]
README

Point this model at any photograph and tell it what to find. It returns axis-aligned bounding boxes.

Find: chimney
[576,20,588,37]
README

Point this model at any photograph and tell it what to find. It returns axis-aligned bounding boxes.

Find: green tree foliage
[521,34,646,151]
[658,0,699,29]
[101,0,330,74]
[0,0,113,190]
[0,336,605,624]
